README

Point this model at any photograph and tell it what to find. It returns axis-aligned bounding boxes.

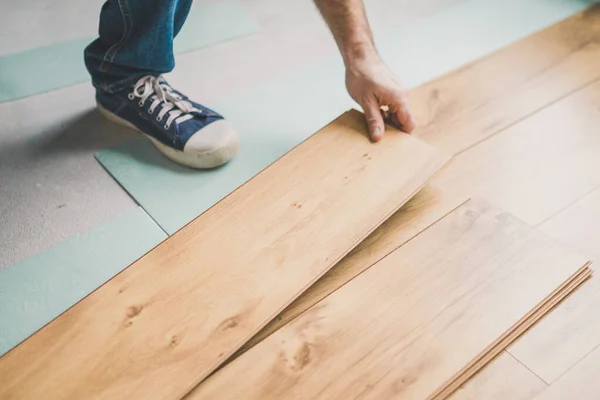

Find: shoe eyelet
[156,116,163,122]
[138,100,144,107]
[128,93,135,100]
[164,124,170,130]
[148,108,154,114]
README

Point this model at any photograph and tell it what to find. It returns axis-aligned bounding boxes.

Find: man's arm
[314,0,415,141]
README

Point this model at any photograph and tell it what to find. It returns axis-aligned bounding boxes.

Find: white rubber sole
[97,104,238,169]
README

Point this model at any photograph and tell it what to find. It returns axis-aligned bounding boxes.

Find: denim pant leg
[84,0,193,93]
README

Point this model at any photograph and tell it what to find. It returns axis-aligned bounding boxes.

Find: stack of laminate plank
[0,109,592,400]
[192,196,592,400]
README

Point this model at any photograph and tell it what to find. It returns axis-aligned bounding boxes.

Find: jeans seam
[99,0,132,73]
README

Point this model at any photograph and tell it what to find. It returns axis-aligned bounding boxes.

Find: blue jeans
[84,0,193,93]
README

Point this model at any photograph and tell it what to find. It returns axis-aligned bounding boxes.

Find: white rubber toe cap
[184,119,236,153]
[147,119,237,169]
[181,119,239,167]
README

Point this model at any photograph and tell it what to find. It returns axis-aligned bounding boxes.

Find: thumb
[362,97,385,142]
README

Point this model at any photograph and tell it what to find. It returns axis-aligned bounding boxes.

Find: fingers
[389,92,416,134]
[363,97,385,142]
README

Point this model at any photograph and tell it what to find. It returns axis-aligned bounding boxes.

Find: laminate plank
[233,185,468,360]
[532,345,600,400]
[410,6,600,156]
[449,352,546,400]
[224,8,600,371]
[431,78,600,227]
[509,188,600,382]
[0,110,450,400]
[188,198,589,400]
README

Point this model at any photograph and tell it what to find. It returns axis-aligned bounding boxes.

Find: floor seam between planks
[513,341,600,389]
[505,350,549,386]
[453,74,600,158]
[506,276,600,387]
[534,183,600,228]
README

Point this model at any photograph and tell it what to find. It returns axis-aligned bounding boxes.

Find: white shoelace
[127,76,201,129]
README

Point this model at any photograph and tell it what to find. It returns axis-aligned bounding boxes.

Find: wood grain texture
[221,9,600,379]
[449,351,546,400]
[432,78,600,227]
[231,185,468,360]
[509,188,600,383]
[188,199,589,400]
[532,345,600,400]
[411,6,600,156]
[0,110,450,400]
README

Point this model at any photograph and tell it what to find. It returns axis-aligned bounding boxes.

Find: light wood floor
[200,7,600,398]
[201,7,600,398]
[407,6,600,399]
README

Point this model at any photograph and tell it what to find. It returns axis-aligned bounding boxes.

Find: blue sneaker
[96,75,239,169]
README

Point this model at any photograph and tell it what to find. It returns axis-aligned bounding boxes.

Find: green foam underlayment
[0,0,259,103]
[97,0,593,235]
[0,207,166,357]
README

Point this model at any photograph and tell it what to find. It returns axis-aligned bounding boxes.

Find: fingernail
[372,126,382,141]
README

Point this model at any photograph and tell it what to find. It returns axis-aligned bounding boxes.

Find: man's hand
[314,0,415,141]
[346,57,415,141]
